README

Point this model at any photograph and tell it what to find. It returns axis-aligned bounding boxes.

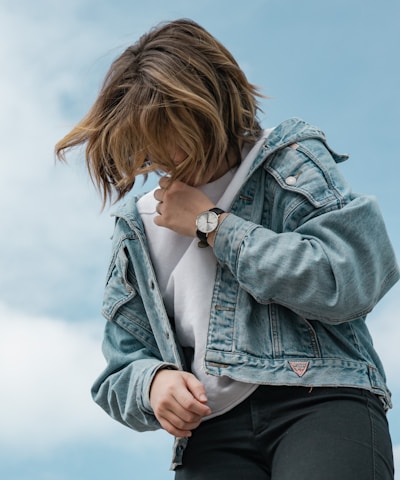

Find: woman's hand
[149,369,212,438]
[153,177,215,237]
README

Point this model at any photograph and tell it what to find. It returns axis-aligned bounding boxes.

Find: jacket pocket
[264,139,350,230]
[270,304,321,358]
[101,242,161,356]
[102,245,137,321]
[265,143,342,207]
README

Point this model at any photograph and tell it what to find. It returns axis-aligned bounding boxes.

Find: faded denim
[91,118,399,468]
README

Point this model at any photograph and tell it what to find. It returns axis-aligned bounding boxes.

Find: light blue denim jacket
[92,118,399,468]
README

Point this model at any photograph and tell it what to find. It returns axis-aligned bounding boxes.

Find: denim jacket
[91,118,399,468]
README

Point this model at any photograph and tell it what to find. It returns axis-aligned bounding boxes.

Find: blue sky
[0,0,399,478]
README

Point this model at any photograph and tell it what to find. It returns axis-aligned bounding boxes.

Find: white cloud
[0,2,136,318]
[0,3,172,461]
[0,6,99,309]
[0,302,171,457]
[0,302,103,452]
[0,0,164,320]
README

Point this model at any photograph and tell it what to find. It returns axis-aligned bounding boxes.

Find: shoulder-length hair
[55,18,264,206]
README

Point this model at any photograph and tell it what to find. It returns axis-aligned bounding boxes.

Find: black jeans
[175,385,394,480]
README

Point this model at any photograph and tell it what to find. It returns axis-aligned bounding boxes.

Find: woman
[56,18,399,479]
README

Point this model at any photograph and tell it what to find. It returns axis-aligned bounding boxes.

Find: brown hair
[55,18,264,206]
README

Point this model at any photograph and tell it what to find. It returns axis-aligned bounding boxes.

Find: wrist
[195,208,226,247]
[206,212,228,247]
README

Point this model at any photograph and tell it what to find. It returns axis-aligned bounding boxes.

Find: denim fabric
[91,118,399,468]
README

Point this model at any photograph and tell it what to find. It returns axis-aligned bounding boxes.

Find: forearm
[213,195,399,323]
[91,320,177,432]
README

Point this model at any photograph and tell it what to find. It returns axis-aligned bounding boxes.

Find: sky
[0,0,399,478]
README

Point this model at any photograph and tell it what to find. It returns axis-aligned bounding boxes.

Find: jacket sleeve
[91,220,178,432]
[213,139,399,324]
[91,320,175,432]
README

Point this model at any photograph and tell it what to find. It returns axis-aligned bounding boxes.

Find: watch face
[196,211,219,234]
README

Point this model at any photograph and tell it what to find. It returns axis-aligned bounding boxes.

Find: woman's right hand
[149,369,212,437]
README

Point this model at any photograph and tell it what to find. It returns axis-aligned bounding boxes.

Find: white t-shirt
[137,131,272,419]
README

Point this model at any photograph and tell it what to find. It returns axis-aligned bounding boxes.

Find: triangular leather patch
[289,361,309,377]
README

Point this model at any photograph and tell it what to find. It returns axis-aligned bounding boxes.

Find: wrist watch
[195,207,225,247]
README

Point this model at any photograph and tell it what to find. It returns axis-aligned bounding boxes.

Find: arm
[212,138,399,323]
[92,312,211,435]
[91,319,171,432]
[92,217,210,435]
[213,194,399,323]
[153,139,399,324]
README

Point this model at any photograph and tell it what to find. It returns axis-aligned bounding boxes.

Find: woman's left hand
[153,177,215,237]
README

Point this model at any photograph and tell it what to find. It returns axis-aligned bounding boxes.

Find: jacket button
[148,279,155,289]
[285,175,297,186]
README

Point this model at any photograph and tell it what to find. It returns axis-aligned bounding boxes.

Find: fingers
[153,187,164,203]
[156,416,197,438]
[159,176,170,189]
[154,178,186,202]
[149,370,212,438]
[154,186,164,216]
[157,405,204,438]
[175,376,211,418]
[154,177,175,201]
[152,179,215,236]
[184,373,209,404]
[155,201,163,215]
[154,180,168,217]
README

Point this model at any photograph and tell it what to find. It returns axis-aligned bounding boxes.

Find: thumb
[183,373,208,403]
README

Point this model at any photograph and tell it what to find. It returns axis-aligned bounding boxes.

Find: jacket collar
[112,118,348,226]
[247,117,348,179]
